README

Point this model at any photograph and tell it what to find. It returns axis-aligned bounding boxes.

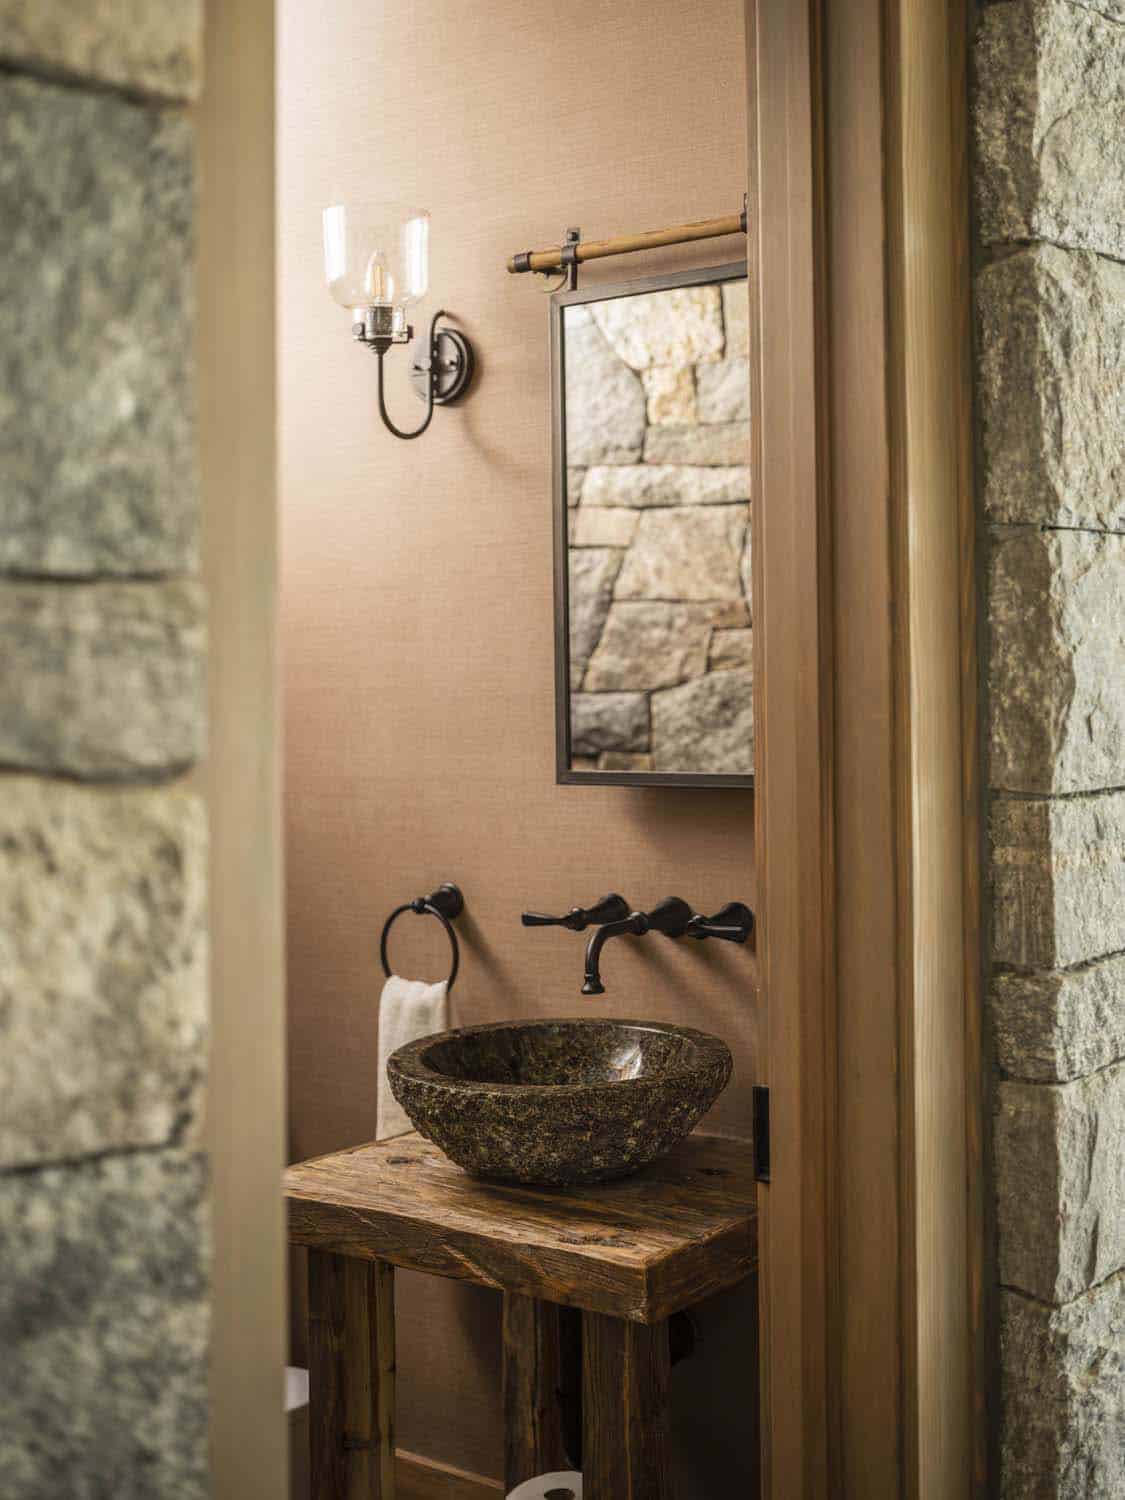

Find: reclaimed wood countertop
[285,1130,757,1324]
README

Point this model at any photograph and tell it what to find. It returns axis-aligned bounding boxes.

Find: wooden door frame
[747,0,982,1495]
[199,1,288,1495]
[203,0,981,1491]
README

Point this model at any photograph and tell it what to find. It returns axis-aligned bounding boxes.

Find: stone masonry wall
[564,283,753,775]
[975,2,1125,1494]
[0,7,209,1497]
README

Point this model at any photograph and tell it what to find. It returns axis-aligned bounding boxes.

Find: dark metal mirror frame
[550,260,754,788]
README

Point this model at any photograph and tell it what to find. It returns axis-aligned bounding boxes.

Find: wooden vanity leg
[582,1312,672,1500]
[308,1250,396,1499]
[502,1293,568,1490]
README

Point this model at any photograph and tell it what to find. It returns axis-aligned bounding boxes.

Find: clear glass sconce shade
[322,203,430,314]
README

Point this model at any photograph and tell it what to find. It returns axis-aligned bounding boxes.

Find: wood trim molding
[197,0,287,1494]
[746,0,834,1492]
[749,0,979,1493]
[884,0,978,1495]
[823,0,901,1491]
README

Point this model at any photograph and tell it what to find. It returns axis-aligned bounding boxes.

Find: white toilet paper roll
[505,1472,583,1500]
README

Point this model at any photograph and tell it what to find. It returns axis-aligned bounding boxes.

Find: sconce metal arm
[374,309,443,441]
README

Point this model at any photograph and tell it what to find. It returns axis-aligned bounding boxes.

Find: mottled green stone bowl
[387,1018,732,1187]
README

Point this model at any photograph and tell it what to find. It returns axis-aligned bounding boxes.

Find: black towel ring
[379,882,464,993]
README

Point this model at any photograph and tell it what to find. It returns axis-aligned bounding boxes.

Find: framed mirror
[551,262,753,787]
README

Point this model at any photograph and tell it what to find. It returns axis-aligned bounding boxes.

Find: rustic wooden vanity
[285,1131,757,1498]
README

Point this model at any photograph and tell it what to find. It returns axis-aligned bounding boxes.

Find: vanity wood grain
[308,1251,396,1499]
[502,1294,568,1489]
[583,1311,673,1499]
[286,1132,757,1326]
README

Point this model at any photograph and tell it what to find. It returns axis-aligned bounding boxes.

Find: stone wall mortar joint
[991,792,1125,804]
[997,1053,1125,1086]
[1000,1263,1125,1311]
[0,1131,200,1181]
[992,945,1125,979]
[0,760,200,788]
[977,234,1125,271]
[0,568,198,585]
[989,522,1125,540]
[0,57,195,109]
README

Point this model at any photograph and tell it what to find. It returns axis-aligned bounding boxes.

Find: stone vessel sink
[387,1018,732,1186]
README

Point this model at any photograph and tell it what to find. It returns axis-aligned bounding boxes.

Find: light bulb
[363,250,396,307]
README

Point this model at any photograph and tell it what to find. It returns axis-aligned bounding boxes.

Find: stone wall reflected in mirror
[560,275,753,780]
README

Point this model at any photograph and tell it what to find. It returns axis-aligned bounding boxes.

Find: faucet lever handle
[686,901,755,945]
[522,892,631,932]
[643,897,694,938]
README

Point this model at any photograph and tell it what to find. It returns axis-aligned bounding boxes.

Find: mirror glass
[554,266,753,785]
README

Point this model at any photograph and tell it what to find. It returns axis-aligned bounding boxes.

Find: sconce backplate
[410,328,474,405]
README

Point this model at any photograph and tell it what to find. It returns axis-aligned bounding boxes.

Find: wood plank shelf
[286,1132,756,1497]
[287,1131,756,1325]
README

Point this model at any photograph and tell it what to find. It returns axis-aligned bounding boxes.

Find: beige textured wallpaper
[277,1,755,1490]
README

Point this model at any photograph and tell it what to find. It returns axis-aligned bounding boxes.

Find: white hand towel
[376,975,449,1140]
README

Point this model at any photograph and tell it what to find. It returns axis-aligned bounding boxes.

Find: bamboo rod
[507,210,746,275]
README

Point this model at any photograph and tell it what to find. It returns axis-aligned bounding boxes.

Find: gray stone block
[583,464,750,508]
[976,0,1125,261]
[710,627,754,672]
[0,581,205,779]
[722,281,749,359]
[568,548,622,687]
[0,75,196,577]
[644,421,750,467]
[585,601,747,694]
[696,360,750,424]
[996,1067,1125,1303]
[977,246,1125,533]
[1000,1276,1125,1500]
[570,693,649,756]
[615,506,748,604]
[994,956,1125,1083]
[991,793,1125,969]
[0,1149,208,1499]
[592,287,724,370]
[642,366,697,426]
[989,528,1125,794]
[0,0,202,101]
[0,777,207,1170]
[569,508,639,548]
[652,669,754,776]
[563,319,645,467]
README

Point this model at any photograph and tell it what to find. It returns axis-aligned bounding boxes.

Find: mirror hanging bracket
[529,227,581,296]
[560,226,581,291]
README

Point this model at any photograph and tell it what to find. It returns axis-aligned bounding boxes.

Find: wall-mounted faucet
[581,897,694,995]
[582,897,755,995]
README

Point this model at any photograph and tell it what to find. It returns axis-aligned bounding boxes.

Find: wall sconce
[323,203,475,440]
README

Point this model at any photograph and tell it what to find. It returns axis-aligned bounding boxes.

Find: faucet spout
[582,913,648,994]
[580,897,693,995]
